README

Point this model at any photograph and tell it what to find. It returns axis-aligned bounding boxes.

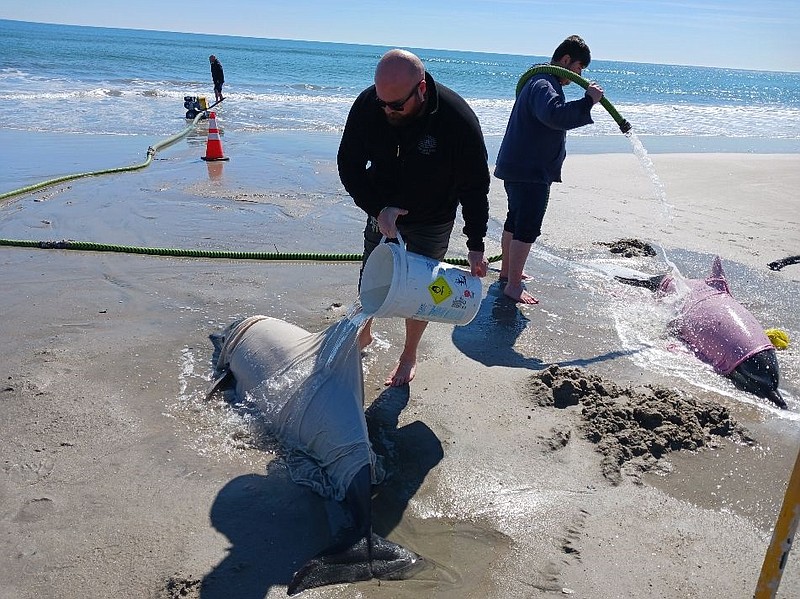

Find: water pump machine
[183,96,208,120]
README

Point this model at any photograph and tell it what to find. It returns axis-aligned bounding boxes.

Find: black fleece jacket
[211,60,224,85]
[337,73,490,252]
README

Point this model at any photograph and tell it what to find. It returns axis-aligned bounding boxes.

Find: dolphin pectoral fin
[287,533,422,596]
[204,369,233,400]
[765,389,788,410]
[614,274,666,292]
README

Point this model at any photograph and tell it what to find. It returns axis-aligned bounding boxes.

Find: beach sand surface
[1,136,799,598]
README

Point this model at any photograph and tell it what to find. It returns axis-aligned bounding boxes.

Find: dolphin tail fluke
[287,464,423,594]
[614,274,667,292]
[769,255,800,271]
[287,533,422,595]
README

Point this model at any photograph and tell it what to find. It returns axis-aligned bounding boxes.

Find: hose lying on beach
[516,64,632,134]
[0,112,208,202]
[0,238,502,266]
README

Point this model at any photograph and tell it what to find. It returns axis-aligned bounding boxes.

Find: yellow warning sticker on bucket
[428,276,452,304]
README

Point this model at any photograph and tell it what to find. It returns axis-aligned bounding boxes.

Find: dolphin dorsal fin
[706,256,730,293]
[710,256,726,280]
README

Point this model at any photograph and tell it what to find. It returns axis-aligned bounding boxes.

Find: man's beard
[385,99,424,127]
[386,112,414,126]
[386,112,412,127]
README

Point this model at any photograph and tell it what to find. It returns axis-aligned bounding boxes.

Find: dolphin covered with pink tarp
[616,256,785,409]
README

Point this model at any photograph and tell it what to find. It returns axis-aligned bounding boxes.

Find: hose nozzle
[618,119,632,134]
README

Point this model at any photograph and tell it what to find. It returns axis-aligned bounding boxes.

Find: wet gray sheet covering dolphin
[212,314,378,500]
[209,314,421,594]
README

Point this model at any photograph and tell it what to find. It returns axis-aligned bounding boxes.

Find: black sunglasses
[375,81,421,111]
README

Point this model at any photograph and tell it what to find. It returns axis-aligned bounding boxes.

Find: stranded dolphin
[616,256,786,409]
[208,315,421,595]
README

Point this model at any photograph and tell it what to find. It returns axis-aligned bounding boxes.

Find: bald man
[338,49,490,387]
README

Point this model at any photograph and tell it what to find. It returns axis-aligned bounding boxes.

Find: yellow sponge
[765,328,790,350]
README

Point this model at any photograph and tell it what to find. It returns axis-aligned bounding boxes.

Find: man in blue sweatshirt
[338,49,489,386]
[495,35,603,304]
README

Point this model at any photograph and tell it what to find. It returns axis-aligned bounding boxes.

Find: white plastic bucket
[360,234,482,325]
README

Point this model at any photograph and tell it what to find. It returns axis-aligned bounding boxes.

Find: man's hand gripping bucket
[359,232,482,325]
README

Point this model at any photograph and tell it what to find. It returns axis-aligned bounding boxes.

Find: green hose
[1,107,503,267]
[0,237,502,266]
[0,112,207,202]
[516,64,631,134]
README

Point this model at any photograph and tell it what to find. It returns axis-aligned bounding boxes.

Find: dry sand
[1,148,799,598]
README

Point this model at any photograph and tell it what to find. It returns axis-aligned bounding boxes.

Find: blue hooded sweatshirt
[494,72,594,184]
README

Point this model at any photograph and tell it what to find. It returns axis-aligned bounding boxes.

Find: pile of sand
[526,365,754,483]
[596,238,657,258]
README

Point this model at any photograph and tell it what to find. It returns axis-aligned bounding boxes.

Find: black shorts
[502,181,551,244]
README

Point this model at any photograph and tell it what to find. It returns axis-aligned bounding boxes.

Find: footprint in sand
[13,497,55,523]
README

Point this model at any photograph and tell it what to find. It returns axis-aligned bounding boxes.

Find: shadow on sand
[452,281,643,370]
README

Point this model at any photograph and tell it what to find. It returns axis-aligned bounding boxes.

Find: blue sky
[3,0,799,72]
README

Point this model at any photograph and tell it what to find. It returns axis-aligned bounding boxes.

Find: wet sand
[1,131,799,598]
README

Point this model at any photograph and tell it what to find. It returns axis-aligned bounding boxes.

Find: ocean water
[3,19,800,152]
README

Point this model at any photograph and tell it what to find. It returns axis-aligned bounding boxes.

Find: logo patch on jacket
[417,134,437,155]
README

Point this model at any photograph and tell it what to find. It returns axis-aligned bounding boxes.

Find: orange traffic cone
[201,112,229,161]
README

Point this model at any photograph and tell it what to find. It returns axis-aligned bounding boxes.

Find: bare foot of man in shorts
[385,358,416,386]
[503,282,539,304]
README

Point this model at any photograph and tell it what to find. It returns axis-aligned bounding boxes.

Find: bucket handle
[380,231,406,252]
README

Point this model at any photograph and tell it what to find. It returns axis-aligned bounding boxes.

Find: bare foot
[503,282,539,304]
[358,328,373,350]
[385,359,416,387]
